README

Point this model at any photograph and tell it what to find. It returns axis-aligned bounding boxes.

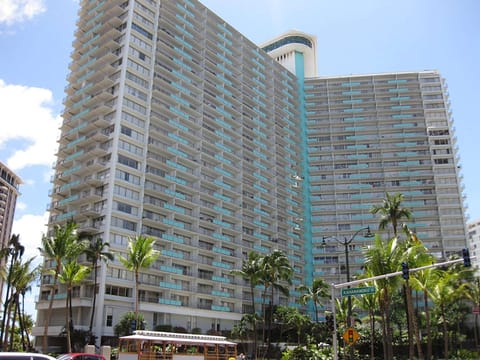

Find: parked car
[0,353,56,360]
[57,355,105,360]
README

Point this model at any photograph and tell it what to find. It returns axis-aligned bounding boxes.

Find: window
[105,285,131,297]
[122,111,145,128]
[116,169,141,185]
[124,97,147,115]
[118,154,139,169]
[125,84,148,101]
[132,22,153,39]
[111,217,137,231]
[115,201,138,215]
[126,71,149,89]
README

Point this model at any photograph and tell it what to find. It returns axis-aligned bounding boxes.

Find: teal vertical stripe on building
[295,50,314,314]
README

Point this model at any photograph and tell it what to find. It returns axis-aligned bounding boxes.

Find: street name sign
[341,286,376,297]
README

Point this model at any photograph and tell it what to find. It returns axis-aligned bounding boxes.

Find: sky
[0,0,478,316]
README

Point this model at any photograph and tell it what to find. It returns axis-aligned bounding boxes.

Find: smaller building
[468,219,480,273]
[0,161,22,299]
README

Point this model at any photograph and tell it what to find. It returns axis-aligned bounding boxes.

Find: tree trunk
[475,313,480,359]
[8,296,18,350]
[384,291,394,360]
[370,311,375,360]
[405,282,423,359]
[88,260,98,344]
[423,292,432,360]
[442,303,448,360]
[134,271,139,329]
[66,289,72,353]
[43,271,59,353]
[250,284,257,360]
[18,293,27,351]
[404,284,414,359]
[69,286,75,351]
[380,300,388,360]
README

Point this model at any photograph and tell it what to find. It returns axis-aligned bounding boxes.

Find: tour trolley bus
[118,330,237,360]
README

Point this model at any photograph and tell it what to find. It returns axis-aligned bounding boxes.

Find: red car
[57,354,105,360]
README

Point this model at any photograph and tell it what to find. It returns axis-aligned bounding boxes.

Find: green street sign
[341,286,376,296]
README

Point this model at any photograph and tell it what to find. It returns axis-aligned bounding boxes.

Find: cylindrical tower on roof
[261,30,317,78]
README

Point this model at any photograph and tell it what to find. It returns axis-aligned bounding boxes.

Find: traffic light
[401,262,409,280]
[463,248,471,267]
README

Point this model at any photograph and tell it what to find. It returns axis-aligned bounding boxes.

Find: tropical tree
[119,235,159,327]
[297,278,329,323]
[230,251,263,359]
[85,238,114,343]
[334,296,350,331]
[465,279,480,352]
[363,235,404,360]
[0,234,24,349]
[114,311,146,337]
[8,257,39,351]
[259,250,293,353]
[38,221,85,353]
[428,262,472,359]
[231,314,256,356]
[429,269,461,359]
[58,260,90,353]
[410,266,441,360]
[355,276,380,360]
[400,224,432,360]
[370,192,412,236]
[273,305,310,345]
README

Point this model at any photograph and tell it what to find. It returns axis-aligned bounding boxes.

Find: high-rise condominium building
[468,219,480,273]
[33,0,468,351]
[0,161,22,300]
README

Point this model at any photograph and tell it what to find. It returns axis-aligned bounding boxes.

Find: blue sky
[0,0,478,316]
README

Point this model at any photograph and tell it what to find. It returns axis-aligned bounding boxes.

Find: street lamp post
[323,226,373,360]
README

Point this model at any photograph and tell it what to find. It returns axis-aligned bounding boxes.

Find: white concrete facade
[33,0,468,351]
[468,219,480,273]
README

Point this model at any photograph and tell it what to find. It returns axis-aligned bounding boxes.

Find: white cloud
[11,213,47,317]
[11,211,48,265]
[16,201,27,210]
[0,79,61,171]
[0,0,46,25]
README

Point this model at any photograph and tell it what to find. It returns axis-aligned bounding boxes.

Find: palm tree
[230,251,263,359]
[58,260,90,353]
[9,257,38,351]
[231,314,256,356]
[273,305,310,345]
[1,234,24,349]
[428,269,462,359]
[410,266,440,360]
[363,234,404,360]
[355,273,381,360]
[431,260,472,359]
[297,278,329,323]
[119,235,159,327]
[38,221,85,353]
[259,250,293,353]
[370,192,412,236]
[400,224,432,360]
[465,279,480,353]
[85,238,114,343]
